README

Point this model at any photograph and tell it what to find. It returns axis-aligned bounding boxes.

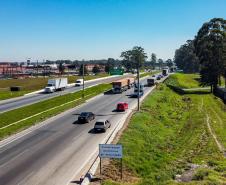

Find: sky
[0,0,226,62]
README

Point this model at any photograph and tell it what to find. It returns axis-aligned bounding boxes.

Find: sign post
[99,144,123,179]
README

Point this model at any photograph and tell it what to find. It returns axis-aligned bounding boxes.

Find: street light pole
[82,64,85,99]
[137,58,140,111]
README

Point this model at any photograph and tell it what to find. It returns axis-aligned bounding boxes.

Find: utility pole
[137,58,140,111]
[82,64,85,99]
[36,60,38,77]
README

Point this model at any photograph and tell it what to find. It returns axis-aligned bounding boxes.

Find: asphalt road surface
[0,74,133,113]
[0,74,165,185]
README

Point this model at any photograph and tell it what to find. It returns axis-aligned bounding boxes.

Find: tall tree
[105,58,115,73]
[92,65,101,74]
[58,63,65,75]
[158,58,164,70]
[165,59,174,68]
[79,64,88,76]
[194,18,226,92]
[174,40,200,73]
[120,46,147,71]
[150,53,157,69]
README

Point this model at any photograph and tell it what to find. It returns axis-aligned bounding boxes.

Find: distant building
[85,64,105,72]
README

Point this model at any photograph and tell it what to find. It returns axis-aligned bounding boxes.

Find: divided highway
[0,74,165,185]
[0,74,132,113]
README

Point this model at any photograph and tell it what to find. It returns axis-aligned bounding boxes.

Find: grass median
[0,83,111,140]
[101,74,226,185]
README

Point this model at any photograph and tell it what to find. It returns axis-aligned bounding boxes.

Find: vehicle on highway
[112,78,134,93]
[75,79,84,86]
[162,67,169,76]
[131,83,144,97]
[78,112,95,123]
[127,77,135,89]
[116,102,128,111]
[156,75,161,80]
[44,78,68,93]
[147,78,156,86]
[152,74,156,77]
[94,119,111,132]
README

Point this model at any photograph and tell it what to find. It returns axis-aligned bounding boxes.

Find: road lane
[0,74,165,185]
[0,74,135,113]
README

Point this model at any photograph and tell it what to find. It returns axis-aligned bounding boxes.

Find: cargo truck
[112,79,128,93]
[162,69,169,76]
[44,78,68,93]
[147,78,156,86]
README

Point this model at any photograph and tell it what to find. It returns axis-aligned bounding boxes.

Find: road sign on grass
[99,144,122,158]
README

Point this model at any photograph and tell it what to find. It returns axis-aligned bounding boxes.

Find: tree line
[174,18,226,92]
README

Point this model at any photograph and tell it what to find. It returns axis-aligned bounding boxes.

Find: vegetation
[194,18,226,92]
[150,53,157,70]
[174,40,200,73]
[0,83,111,140]
[79,64,88,75]
[0,73,108,100]
[166,73,200,89]
[174,18,226,92]
[120,46,148,71]
[102,74,226,185]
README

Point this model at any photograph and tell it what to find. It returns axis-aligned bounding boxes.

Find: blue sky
[0,0,226,62]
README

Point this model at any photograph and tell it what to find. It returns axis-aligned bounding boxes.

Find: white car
[75,79,84,86]
[94,119,111,132]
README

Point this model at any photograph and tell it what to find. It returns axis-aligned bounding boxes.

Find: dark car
[78,112,95,123]
[157,75,161,80]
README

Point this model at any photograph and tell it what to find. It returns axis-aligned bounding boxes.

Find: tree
[105,58,115,73]
[165,59,174,68]
[79,64,88,76]
[174,40,200,73]
[158,58,164,70]
[120,46,147,71]
[92,65,101,74]
[194,18,226,92]
[58,63,65,75]
[150,53,157,69]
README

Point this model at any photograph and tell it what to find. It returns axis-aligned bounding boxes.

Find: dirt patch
[175,163,208,182]
[90,110,140,185]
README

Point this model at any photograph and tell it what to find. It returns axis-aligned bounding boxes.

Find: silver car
[94,119,111,132]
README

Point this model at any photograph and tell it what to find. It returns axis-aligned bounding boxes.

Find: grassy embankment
[102,73,226,185]
[0,83,111,140]
[0,73,108,100]
[139,71,160,78]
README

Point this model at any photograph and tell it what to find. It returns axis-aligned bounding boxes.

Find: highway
[0,74,133,113]
[0,74,165,185]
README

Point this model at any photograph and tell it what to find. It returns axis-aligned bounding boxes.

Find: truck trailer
[44,78,68,93]
[112,79,129,93]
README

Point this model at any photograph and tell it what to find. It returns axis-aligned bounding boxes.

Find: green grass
[0,73,109,100]
[0,83,111,140]
[166,73,201,89]
[139,71,160,78]
[103,74,226,185]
